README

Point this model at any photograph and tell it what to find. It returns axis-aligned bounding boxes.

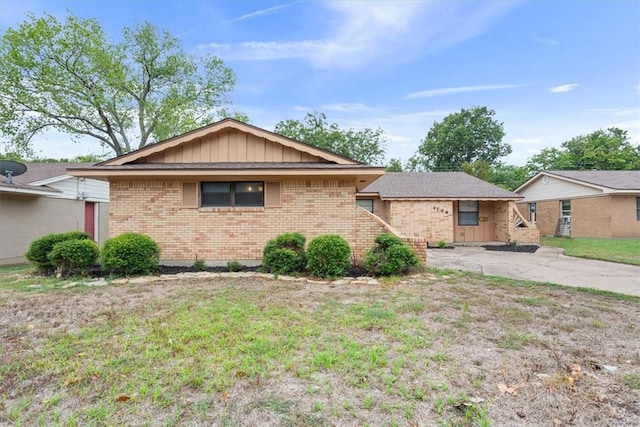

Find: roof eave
[0,184,63,197]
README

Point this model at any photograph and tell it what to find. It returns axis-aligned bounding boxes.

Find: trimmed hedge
[364,233,419,276]
[306,234,351,279]
[100,233,160,276]
[48,239,99,276]
[262,232,307,275]
[25,231,91,272]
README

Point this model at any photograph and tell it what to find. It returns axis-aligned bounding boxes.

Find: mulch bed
[482,244,539,253]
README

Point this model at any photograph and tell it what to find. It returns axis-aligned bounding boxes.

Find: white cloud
[634,83,640,95]
[406,84,523,99]
[320,103,373,113]
[550,83,579,93]
[586,107,640,116]
[199,1,520,69]
[228,1,299,23]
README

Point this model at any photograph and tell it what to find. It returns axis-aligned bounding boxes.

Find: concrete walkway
[427,246,640,296]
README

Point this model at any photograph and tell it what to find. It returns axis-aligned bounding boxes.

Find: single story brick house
[515,170,640,238]
[68,119,427,265]
[0,163,109,265]
[356,172,539,245]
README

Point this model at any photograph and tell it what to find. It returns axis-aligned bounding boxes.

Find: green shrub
[25,231,90,272]
[306,234,351,279]
[374,233,406,249]
[48,239,99,276]
[438,239,447,248]
[100,233,160,276]
[364,233,419,276]
[227,260,242,272]
[192,259,207,272]
[262,232,306,274]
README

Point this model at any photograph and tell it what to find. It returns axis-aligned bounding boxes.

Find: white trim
[0,185,62,197]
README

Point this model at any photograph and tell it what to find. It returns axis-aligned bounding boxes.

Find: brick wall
[387,200,454,243]
[572,196,612,237]
[354,208,428,264]
[531,200,561,235]
[610,195,640,237]
[110,179,360,263]
[517,195,640,238]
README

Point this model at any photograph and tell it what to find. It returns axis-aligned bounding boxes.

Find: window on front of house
[356,199,374,212]
[201,182,264,207]
[561,200,571,217]
[458,200,479,226]
[636,197,640,221]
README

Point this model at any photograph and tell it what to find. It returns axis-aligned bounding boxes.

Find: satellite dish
[0,160,27,184]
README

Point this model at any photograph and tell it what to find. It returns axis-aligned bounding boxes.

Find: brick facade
[355,208,428,264]
[518,195,640,238]
[386,200,454,243]
[370,199,539,245]
[109,178,425,265]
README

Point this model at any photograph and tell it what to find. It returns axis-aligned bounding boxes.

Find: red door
[84,202,95,240]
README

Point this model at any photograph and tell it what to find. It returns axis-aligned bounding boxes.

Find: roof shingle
[359,172,521,199]
[545,170,640,190]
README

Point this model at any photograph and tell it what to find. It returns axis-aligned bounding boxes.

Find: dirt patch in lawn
[1,270,639,426]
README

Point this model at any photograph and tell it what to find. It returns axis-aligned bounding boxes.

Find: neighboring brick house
[68,119,427,265]
[0,163,109,265]
[356,172,539,245]
[515,170,640,238]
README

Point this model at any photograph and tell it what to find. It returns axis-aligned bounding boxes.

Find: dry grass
[1,266,639,426]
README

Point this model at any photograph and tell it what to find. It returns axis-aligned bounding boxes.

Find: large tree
[407,106,510,171]
[0,13,238,156]
[489,163,530,191]
[526,127,640,172]
[274,112,387,165]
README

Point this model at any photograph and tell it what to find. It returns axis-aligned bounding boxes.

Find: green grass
[541,236,640,266]
[1,264,639,425]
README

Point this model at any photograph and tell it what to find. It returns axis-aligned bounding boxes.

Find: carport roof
[358,172,522,200]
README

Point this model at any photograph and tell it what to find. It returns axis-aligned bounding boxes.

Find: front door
[84,201,95,240]
[454,201,492,242]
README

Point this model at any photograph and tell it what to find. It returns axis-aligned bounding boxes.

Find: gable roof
[13,163,93,185]
[516,170,640,193]
[358,172,521,200]
[99,118,360,166]
[0,162,84,197]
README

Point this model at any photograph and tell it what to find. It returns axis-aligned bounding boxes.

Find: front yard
[1,265,639,426]
[541,236,640,266]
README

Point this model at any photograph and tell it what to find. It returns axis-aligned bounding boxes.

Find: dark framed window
[636,197,640,221]
[201,182,264,207]
[356,199,374,212]
[458,200,479,226]
[561,200,571,217]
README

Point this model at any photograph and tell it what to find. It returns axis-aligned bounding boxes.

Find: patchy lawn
[1,266,639,426]
[541,236,640,266]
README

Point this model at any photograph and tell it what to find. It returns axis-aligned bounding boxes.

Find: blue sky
[1,0,638,165]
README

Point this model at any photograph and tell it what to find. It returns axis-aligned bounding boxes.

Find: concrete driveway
[427,246,640,296]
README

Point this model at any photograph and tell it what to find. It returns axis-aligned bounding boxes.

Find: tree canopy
[0,13,239,156]
[526,128,640,172]
[489,164,530,190]
[274,112,387,165]
[385,158,404,172]
[407,106,510,171]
